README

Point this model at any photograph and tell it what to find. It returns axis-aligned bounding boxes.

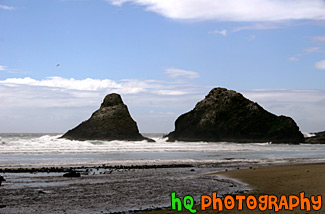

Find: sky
[0,0,325,133]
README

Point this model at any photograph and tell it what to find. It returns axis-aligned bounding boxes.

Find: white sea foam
[0,134,285,154]
[1,134,325,167]
[303,132,316,138]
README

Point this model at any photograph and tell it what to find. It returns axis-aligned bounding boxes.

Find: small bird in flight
[56,64,60,67]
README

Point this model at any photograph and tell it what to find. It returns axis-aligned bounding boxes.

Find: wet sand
[219,163,325,197]
[0,165,242,214]
[143,163,325,213]
[1,163,324,213]
[217,163,325,213]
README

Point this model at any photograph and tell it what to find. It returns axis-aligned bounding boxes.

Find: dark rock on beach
[63,171,81,177]
[166,87,304,144]
[305,131,325,144]
[0,175,5,186]
[61,93,154,142]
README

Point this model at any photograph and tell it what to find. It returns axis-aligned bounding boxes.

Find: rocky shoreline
[0,164,194,174]
[0,164,244,214]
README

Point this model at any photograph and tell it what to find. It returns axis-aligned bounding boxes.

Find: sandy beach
[1,163,324,213]
[143,163,325,214]
[217,163,325,213]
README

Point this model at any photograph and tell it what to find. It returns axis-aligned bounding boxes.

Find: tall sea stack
[166,88,304,144]
[62,93,154,142]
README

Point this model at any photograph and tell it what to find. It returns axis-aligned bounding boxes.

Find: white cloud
[312,36,325,42]
[165,68,199,79]
[315,60,325,70]
[0,77,140,93]
[60,0,89,2]
[289,47,322,62]
[0,65,24,74]
[1,80,324,133]
[288,57,299,62]
[105,0,128,6]
[233,23,280,32]
[0,76,205,133]
[210,29,227,36]
[0,65,8,71]
[0,76,199,96]
[1,76,325,133]
[0,4,15,10]
[107,0,325,22]
[155,90,189,96]
[304,47,321,53]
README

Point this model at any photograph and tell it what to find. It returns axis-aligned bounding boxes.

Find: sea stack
[166,88,304,144]
[62,93,154,142]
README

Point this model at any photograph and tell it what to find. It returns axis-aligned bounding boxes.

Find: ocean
[1,133,325,213]
[1,133,325,168]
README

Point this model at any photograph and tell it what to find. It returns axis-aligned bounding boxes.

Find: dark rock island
[305,131,325,144]
[166,88,304,144]
[62,93,154,142]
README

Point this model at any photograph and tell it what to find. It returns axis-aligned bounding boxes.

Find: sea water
[2,133,325,213]
[1,133,325,167]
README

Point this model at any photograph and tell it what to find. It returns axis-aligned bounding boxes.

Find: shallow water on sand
[1,166,246,213]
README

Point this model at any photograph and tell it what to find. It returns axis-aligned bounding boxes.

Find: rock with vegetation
[305,131,325,144]
[166,87,304,144]
[62,93,154,142]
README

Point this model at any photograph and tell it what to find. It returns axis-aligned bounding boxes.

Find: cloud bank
[107,0,325,22]
[0,76,205,133]
[1,76,325,133]
[1,77,136,93]
[0,75,203,96]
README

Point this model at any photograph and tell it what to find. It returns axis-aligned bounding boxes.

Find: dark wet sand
[1,163,324,213]
[0,165,241,214]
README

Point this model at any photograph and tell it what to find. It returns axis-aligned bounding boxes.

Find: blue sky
[1,0,325,133]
